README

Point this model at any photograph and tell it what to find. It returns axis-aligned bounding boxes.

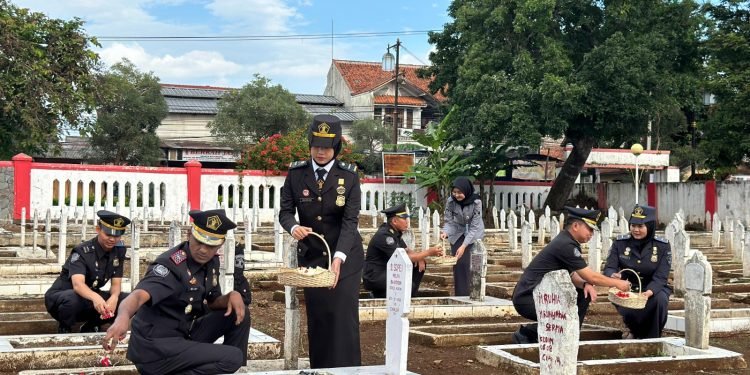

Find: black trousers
[617,288,670,338]
[304,269,362,369]
[451,237,473,296]
[132,308,251,375]
[370,264,425,298]
[45,289,128,329]
[513,288,591,343]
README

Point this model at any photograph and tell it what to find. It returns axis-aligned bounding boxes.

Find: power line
[96,30,439,42]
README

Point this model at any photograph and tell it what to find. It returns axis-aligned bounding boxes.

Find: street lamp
[631,143,644,204]
[382,38,401,152]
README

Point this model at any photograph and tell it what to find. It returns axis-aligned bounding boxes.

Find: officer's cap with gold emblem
[189,209,237,246]
[381,203,410,219]
[628,205,656,225]
[308,114,342,149]
[97,210,131,236]
[564,206,600,229]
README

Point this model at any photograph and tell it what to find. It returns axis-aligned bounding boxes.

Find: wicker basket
[430,239,458,266]
[607,268,647,309]
[277,232,336,288]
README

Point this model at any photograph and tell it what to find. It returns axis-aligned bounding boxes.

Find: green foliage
[424,0,704,208]
[403,110,471,213]
[699,0,750,173]
[350,119,391,153]
[87,59,167,165]
[237,127,360,174]
[0,1,100,159]
[209,74,310,150]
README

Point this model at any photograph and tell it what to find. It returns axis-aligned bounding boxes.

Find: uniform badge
[184,304,192,314]
[574,248,582,258]
[189,277,197,285]
[303,189,310,197]
[153,264,170,277]
[70,253,80,263]
[651,246,658,262]
[113,258,119,267]
[170,250,187,265]
[386,237,395,245]
[235,255,244,269]
[624,247,631,256]
[338,178,344,185]
[336,195,346,207]
[213,275,218,287]
[92,280,98,288]
[336,186,346,195]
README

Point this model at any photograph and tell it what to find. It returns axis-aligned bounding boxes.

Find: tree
[87,60,167,165]
[208,74,309,150]
[0,0,100,159]
[349,119,391,174]
[423,0,704,209]
[699,0,750,177]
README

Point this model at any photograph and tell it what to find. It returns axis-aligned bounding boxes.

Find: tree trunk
[543,136,595,210]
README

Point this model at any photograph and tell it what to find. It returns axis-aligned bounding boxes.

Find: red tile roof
[333,60,446,101]
[374,95,426,106]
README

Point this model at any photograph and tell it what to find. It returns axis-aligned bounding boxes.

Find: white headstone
[274,208,284,262]
[725,217,735,254]
[521,221,532,269]
[500,208,507,231]
[665,221,678,267]
[533,270,579,375]
[168,221,181,249]
[44,209,52,258]
[684,251,712,349]
[470,239,487,301]
[588,229,601,273]
[385,248,412,375]
[705,211,712,232]
[371,209,378,229]
[733,220,745,263]
[600,218,613,259]
[284,237,300,369]
[712,213,722,248]
[509,210,517,230]
[492,206,499,229]
[550,217,561,239]
[417,207,424,233]
[58,206,68,266]
[544,206,551,226]
[673,230,691,296]
[131,218,141,288]
[431,210,441,246]
[244,214,253,262]
[528,210,536,232]
[508,217,518,253]
[744,238,750,278]
[31,210,38,253]
[619,214,629,234]
[608,206,617,225]
[520,205,526,224]
[20,207,26,251]
[142,205,149,232]
[537,215,547,245]
[222,229,236,292]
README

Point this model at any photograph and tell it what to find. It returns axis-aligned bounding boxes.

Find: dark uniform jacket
[127,242,222,364]
[603,234,672,294]
[47,237,126,293]
[279,160,363,277]
[363,223,406,291]
[512,230,588,302]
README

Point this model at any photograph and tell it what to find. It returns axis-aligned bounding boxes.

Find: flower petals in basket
[429,239,458,266]
[277,232,336,288]
[607,268,647,309]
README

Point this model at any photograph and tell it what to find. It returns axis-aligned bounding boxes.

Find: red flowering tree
[238,127,360,174]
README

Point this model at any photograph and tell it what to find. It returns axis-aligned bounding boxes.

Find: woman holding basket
[603,204,672,339]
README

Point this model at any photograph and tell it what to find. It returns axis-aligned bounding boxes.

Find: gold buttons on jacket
[317,216,322,221]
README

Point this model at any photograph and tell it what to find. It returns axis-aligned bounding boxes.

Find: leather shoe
[80,321,101,333]
[57,325,71,334]
[511,330,531,344]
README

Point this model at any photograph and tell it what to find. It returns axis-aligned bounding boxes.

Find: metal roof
[164,97,218,114]
[294,94,342,105]
[161,86,228,99]
[301,105,361,122]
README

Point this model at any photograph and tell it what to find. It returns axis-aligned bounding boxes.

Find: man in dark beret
[510,207,632,344]
[279,114,364,368]
[45,210,131,333]
[363,203,443,298]
[103,209,251,375]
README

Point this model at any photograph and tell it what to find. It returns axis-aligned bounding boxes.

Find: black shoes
[511,330,532,344]
[57,325,72,334]
[80,320,101,333]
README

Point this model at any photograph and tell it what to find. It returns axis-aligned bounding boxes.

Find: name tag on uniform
[299,197,314,203]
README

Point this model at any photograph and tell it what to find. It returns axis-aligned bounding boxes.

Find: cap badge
[318,122,330,134]
[113,218,125,227]
[632,206,646,219]
[206,215,222,231]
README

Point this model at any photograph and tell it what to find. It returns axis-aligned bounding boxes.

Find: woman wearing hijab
[603,205,672,339]
[440,177,485,296]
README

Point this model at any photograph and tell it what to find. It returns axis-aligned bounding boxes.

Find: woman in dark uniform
[603,205,672,339]
[279,114,363,368]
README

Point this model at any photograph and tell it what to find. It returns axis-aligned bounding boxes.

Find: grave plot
[666,308,750,335]
[359,296,515,321]
[476,337,747,374]
[0,329,280,373]
[410,322,621,347]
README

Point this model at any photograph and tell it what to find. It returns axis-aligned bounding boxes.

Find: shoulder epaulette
[616,234,631,241]
[653,236,669,244]
[289,160,309,169]
[82,244,95,253]
[338,161,357,173]
[170,249,187,265]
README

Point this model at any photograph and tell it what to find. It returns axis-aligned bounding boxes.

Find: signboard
[383,152,416,178]
[182,149,240,162]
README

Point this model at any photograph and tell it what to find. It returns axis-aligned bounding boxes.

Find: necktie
[316,168,326,190]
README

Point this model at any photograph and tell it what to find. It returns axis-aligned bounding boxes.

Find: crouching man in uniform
[103,209,250,375]
[45,210,130,333]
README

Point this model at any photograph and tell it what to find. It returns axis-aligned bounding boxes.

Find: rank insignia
[624,247,631,256]
[651,247,658,262]
[185,304,192,314]
[92,280,98,288]
[113,258,119,267]
[336,186,346,195]
[386,237,395,245]
[336,195,345,207]
[189,277,197,285]
[213,275,218,287]
[170,250,187,265]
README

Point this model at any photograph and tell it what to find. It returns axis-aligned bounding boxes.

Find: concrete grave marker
[509,212,518,253]
[492,206,499,229]
[537,215,547,245]
[705,211,712,232]
[588,228,601,273]
[222,228,236,295]
[674,230,691,296]
[131,218,141,288]
[544,206,551,230]
[529,210,536,232]
[284,237,300,370]
[744,238,750,278]
[619,214,629,234]
[725,217,734,255]
[521,221,532,269]
[500,208,507,231]
[32,210,38,254]
[533,269,579,375]
[385,248,413,375]
[470,239,488,301]
[44,209,51,258]
[417,207,424,233]
[432,210,441,246]
[520,205,526,225]
[244,213,252,262]
[608,206,617,225]
[684,251,712,349]
[733,220,745,263]
[712,213,722,248]
[168,220,181,249]
[601,218,613,259]
[58,206,68,266]
[371,209,378,229]
[550,217,560,239]
[20,207,26,251]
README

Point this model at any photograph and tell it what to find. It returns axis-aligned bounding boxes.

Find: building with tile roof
[324,60,446,144]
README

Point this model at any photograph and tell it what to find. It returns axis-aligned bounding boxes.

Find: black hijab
[631,221,656,251]
[451,177,480,208]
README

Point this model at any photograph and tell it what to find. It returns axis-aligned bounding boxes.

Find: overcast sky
[13,0,451,94]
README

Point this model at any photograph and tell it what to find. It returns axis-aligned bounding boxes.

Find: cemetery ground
[249,286,750,375]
